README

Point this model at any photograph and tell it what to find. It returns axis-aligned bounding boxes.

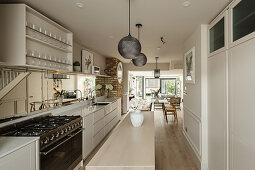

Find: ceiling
[2,0,231,63]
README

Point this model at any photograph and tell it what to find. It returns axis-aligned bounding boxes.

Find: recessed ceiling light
[157,47,161,50]
[182,1,191,7]
[76,2,84,8]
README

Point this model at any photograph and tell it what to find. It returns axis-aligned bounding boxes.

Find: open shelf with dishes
[0,4,73,72]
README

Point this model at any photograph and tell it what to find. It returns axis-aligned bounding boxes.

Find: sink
[93,102,111,106]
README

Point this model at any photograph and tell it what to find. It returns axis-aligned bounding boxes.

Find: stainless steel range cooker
[0,114,83,170]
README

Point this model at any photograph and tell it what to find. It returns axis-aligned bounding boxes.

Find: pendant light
[154,57,160,78]
[132,24,147,67]
[118,0,141,59]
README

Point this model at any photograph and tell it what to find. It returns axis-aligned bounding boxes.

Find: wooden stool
[163,103,178,123]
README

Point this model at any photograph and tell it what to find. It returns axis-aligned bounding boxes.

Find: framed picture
[184,47,195,84]
[81,50,94,73]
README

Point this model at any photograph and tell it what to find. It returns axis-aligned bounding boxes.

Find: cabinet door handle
[29,96,33,98]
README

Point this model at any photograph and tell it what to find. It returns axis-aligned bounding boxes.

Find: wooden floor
[81,108,200,170]
[154,108,200,170]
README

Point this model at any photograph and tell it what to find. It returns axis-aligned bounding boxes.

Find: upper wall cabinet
[0,4,73,72]
[229,0,255,47]
[209,11,228,56]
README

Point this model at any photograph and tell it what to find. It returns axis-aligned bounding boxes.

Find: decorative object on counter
[132,24,147,67]
[129,98,148,127]
[92,66,100,75]
[105,84,113,98]
[81,50,94,73]
[154,57,160,78]
[95,84,104,96]
[73,61,81,72]
[54,88,67,104]
[118,0,141,59]
[153,88,161,103]
[184,47,195,84]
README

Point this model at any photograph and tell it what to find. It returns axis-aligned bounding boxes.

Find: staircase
[0,69,30,100]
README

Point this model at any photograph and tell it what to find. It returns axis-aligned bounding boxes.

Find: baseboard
[183,130,201,163]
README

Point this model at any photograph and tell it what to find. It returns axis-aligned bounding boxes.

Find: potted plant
[105,84,113,98]
[129,98,149,127]
[54,88,67,103]
[154,88,161,102]
[73,61,81,72]
[95,84,103,96]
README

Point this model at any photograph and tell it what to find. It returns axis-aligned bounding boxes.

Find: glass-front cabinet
[209,11,228,56]
[230,0,255,46]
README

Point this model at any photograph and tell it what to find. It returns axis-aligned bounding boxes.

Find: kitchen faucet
[74,89,83,101]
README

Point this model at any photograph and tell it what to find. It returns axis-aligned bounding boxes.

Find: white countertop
[0,97,121,128]
[0,137,39,159]
[86,111,155,170]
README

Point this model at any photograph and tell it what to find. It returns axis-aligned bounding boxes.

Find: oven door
[40,129,82,170]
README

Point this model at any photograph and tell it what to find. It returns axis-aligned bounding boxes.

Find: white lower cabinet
[83,113,94,160]
[0,141,37,170]
[82,98,121,160]
[93,128,104,148]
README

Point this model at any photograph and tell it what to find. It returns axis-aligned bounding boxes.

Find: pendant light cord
[129,0,131,35]
[138,25,140,40]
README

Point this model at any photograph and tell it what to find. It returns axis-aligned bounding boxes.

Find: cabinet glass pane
[233,0,255,42]
[210,18,225,53]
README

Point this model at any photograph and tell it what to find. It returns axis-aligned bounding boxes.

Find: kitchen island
[86,111,155,170]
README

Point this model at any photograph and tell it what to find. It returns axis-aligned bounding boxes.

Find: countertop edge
[0,137,39,159]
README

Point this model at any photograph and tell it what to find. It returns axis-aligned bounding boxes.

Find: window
[160,79,176,95]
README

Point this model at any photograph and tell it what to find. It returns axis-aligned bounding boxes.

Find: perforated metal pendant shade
[118,35,141,59]
[132,53,147,66]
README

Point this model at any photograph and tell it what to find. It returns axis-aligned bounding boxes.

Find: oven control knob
[65,128,68,132]
[43,138,49,144]
[61,130,64,134]
[71,124,74,129]
[50,135,54,141]
[55,132,59,138]
[68,126,72,130]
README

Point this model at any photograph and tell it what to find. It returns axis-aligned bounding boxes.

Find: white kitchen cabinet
[228,37,255,170]
[0,4,73,72]
[208,51,228,170]
[82,99,121,159]
[0,140,38,170]
[83,112,94,159]
[229,0,255,47]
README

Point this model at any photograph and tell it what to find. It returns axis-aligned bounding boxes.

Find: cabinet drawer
[105,115,119,135]
[94,118,104,136]
[94,108,104,123]
[104,104,112,115]
[93,128,104,147]
[111,101,118,110]
[104,109,117,125]
[84,113,93,129]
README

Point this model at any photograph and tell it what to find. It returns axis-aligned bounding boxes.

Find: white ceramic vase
[130,110,144,127]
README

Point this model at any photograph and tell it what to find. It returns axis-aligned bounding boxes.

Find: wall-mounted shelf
[67,71,111,78]
[0,4,73,72]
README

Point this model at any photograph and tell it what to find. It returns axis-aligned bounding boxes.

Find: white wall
[182,25,208,169]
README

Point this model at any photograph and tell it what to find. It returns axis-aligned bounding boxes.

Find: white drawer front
[93,128,104,147]
[105,109,117,126]
[84,113,94,128]
[94,118,104,136]
[104,104,112,115]
[94,108,104,123]
[111,101,118,110]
